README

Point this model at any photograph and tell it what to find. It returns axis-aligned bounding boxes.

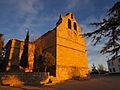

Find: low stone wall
[56,66,89,81]
[0,72,49,86]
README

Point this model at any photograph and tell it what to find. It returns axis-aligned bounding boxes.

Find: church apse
[4,39,35,72]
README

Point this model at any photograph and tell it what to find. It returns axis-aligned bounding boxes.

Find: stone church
[34,12,89,80]
[4,12,89,81]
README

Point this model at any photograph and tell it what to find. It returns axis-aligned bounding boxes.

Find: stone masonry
[4,39,35,72]
[34,12,89,81]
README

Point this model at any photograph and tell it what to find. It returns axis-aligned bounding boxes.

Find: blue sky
[0,0,116,69]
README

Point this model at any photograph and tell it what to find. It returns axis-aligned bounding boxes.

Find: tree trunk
[45,66,47,73]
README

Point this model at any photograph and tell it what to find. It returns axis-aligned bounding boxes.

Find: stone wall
[34,30,56,57]
[33,12,89,81]
[56,66,89,80]
[55,12,89,80]
[0,72,49,86]
[33,30,56,75]
[5,39,35,72]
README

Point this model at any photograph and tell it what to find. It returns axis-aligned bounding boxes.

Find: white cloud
[79,16,109,70]
[15,0,44,38]
[18,0,37,14]
[86,37,108,70]
[86,38,108,70]
[66,0,91,10]
[79,16,100,34]
[79,14,107,34]
[17,0,44,15]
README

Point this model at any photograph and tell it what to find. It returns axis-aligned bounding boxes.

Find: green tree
[42,52,55,73]
[34,51,55,73]
[91,64,98,74]
[84,1,120,60]
[33,49,43,72]
[19,31,29,69]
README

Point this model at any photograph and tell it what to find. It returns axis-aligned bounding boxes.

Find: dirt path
[0,76,120,90]
[45,76,120,90]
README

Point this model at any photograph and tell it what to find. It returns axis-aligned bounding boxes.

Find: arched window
[74,22,77,30]
[68,19,71,29]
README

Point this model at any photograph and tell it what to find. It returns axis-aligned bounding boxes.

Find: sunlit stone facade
[34,12,89,80]
[5,39,35,72]
[3,12,89,81]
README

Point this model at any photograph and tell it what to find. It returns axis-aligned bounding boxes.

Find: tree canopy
[42,52,55,72]
[84,1,120,60]
[34,50,55,73]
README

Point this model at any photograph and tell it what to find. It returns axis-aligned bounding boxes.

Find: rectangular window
[113,68,116,72]
[112,62,114,65]
[109,68,112,72]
